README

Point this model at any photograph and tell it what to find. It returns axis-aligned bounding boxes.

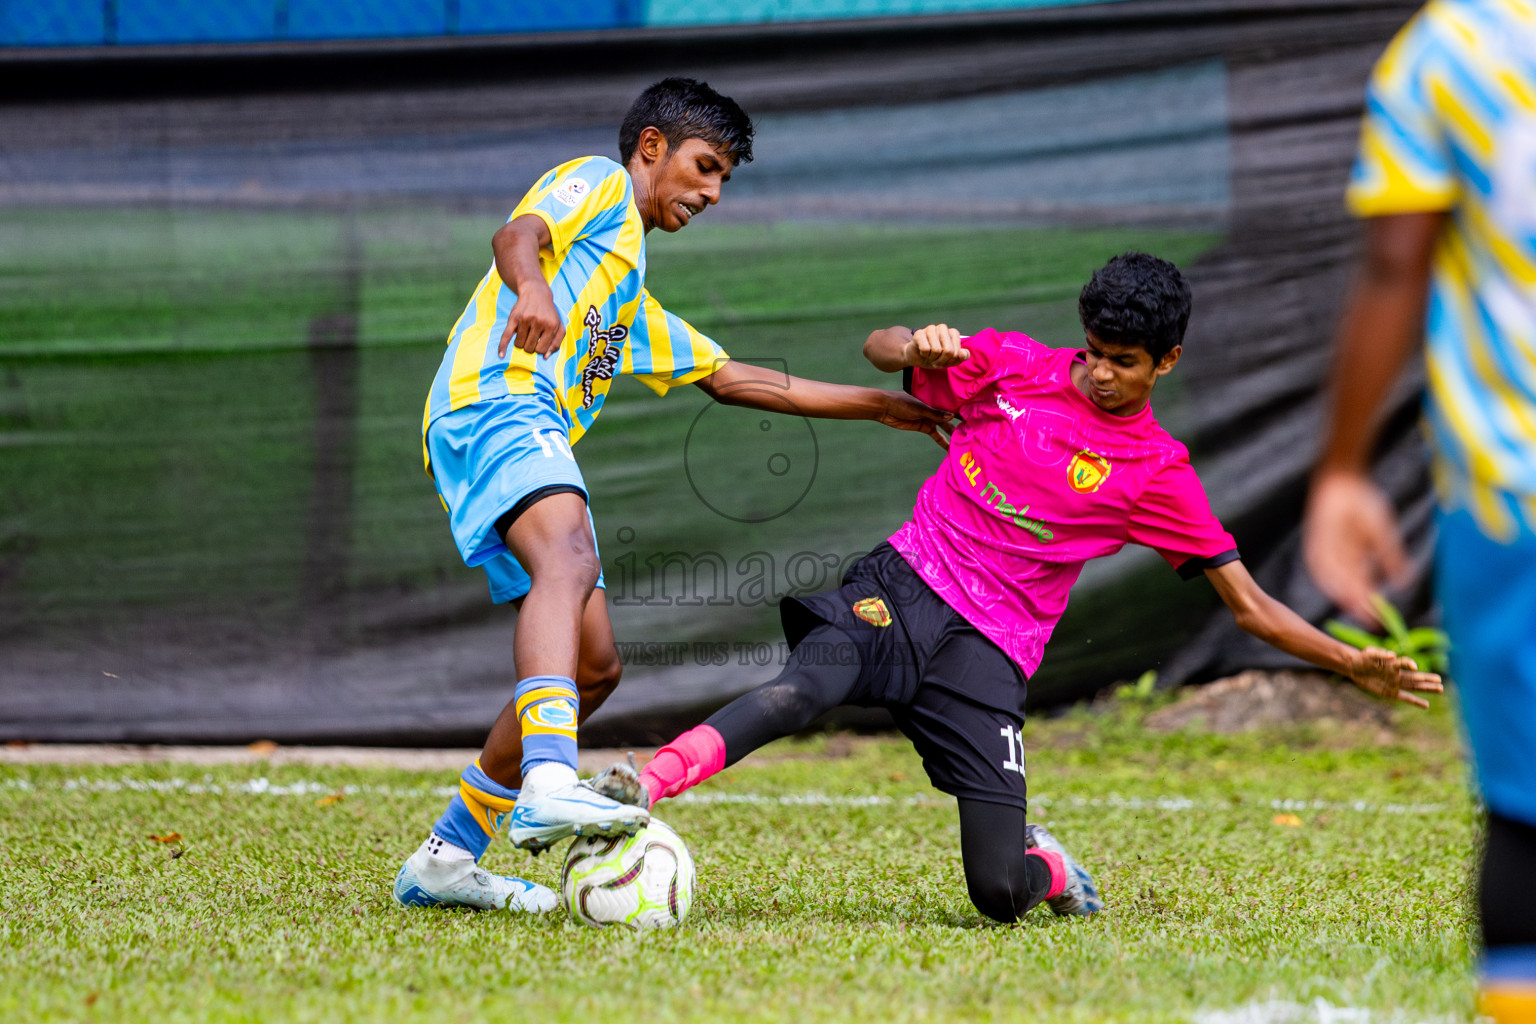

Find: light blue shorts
[1437,504,1536,826]
[425,393,603,605]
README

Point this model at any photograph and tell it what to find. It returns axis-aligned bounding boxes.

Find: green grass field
[0,699,1477,1023]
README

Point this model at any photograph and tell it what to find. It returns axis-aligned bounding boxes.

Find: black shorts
[781,542,1030,810]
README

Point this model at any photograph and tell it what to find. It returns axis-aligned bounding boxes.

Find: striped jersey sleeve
[510,156,633,257]
[621,289,730,395]
[1346,8,1460,215]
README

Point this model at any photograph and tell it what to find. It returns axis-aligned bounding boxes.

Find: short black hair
[1077,252,1193,362]
[619,78,755,166]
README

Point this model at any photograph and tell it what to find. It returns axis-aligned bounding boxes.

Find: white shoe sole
[508,810,648,852]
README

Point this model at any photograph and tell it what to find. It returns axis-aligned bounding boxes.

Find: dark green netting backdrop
[0,0,1434,743]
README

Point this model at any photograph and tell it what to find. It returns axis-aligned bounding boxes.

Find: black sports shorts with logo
[780,542,1030,810]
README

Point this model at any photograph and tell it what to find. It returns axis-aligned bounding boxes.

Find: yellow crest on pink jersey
[1068,450,1112,494]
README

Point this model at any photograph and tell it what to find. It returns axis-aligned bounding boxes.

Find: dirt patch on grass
[1143,670,1394,736]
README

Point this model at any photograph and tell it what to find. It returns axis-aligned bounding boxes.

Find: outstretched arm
[1303,212,1444,626]
[693,358,955,446]
[1204,560,1443,707]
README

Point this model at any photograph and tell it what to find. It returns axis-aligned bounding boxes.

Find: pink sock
[1028,848,1067,899]
[637,725,727,808]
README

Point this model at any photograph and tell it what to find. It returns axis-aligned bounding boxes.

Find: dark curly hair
[619,78,755,167]
[1077,252,1192,362]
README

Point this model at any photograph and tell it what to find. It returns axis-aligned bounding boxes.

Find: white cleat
[508,762,648,853]
[1026,823,1106,916]
[393,837,557,912]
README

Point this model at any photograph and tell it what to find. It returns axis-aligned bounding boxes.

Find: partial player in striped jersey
[1304,3,1536,1017]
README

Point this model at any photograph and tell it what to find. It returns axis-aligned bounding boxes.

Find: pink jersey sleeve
[905,328,1014,411]
[1127,455,1240,579]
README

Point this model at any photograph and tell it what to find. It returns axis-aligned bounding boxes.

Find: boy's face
[1079,331,1181,417]
[635,131,735,232]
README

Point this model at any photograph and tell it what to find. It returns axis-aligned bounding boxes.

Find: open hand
[1346,645,1444,708]
[497,282,564,358]
[906,324,971,369]
[1303,470,1410,627]
[877,391,958,449]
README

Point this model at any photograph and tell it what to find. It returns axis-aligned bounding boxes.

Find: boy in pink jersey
[602,253,1441,922]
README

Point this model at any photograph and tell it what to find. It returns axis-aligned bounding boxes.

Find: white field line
[1193,998,1464,1024]
[0,775,1449,816]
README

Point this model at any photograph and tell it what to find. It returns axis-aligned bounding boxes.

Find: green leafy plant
[1115,669,1159,702]
[1325,594,1450,675]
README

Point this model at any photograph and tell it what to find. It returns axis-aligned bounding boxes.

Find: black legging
[703,624,1054,922]
[1482,811,1536,947]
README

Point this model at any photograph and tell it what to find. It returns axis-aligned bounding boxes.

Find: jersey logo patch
[552,177,590,208]
[852,597,892,627]
[579,305,627,409]
[995,394,1025,420]
[1068,450,1112,494]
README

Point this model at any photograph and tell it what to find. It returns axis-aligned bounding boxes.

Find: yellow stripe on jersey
[1348,121,1461,215]
[1465,204,1536,289]
[641,298,677,381]
[1429,75,1494,160]
[447,267,502,409]
[624,290,729,396]
[1501,68,1536,111]
[571,170,635,250]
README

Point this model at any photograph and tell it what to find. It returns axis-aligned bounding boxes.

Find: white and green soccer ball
[561,817,695,929]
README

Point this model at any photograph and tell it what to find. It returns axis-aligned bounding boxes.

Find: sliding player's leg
[626,542,930,806]
[956,797,1103,923]
[892,640,1103,921]
[956,801,1056,922]
[626,624,865,807]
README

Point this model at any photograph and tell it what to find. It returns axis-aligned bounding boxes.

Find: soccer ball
[561,817,695,929]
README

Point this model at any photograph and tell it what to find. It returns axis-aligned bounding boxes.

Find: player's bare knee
[565,535,603,593]
[530,548,601,598]
[580,644,623,708]
[573,556,602,595]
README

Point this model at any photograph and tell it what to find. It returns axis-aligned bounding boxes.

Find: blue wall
[0,0,1109,46]
[0,1,648,45]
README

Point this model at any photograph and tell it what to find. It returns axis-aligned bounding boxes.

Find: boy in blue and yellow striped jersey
[1303,2,1536,1018]
[394,78,952,913]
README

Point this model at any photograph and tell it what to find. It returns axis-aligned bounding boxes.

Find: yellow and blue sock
[431,760,519,860]
[514,674,579,776]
